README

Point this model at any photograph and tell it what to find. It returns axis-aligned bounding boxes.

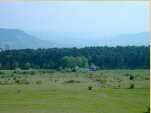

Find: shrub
[13,71,16,74]
[95,78,101,82]
[29,71,35,75]
[88,86,93,90]
[10,73,14,77]
[129,75,134,80]
[118,84,121,88]
[147,107,150,113]
[144,106,150,113]
[16,89,21,94]
[0,75,4,79]
[100,79,107,84]
[13,77,17,81]
[15,79,30,85]
[0,71,4,75]
[15,80,20,84]
[64,80,80,84]
[54,79,58,83]
[145,77,149,80]
[129,83,135,89]
[35,80,42,85]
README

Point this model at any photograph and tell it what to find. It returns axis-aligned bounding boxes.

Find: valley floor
[0,69,149,113]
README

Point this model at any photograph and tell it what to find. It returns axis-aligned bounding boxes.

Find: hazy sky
[0,1,149,35]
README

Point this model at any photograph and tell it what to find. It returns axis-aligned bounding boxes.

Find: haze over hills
[0,28,55,49]
[31,31,149,48]
[0,28,149,50]
[0,2,149,49]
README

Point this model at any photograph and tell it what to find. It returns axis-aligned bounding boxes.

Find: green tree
[62,56,88,69]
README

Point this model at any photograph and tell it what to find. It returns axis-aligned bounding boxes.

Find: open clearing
[0,69,149,113]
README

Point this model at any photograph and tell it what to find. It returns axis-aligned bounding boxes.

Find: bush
[0,75,4,79]
[0,71,5,75]
[147,107,150,113]
[64,80,80,84]
[54,79,58,83]
[129,75,134,80]
[118,84,121,88]
[16,89,21,94]
[145,77,149,80]
[95,78,101,82]
[129,83,135,89]
[144,107,150,113]
[88,86,93,90]
[29,71,35,75]
[15,79,30,85]
[21,71,35,75]
[100,79,107,84]
[10,73,14,77]
[35,80,42,85]
[13,77,17,81]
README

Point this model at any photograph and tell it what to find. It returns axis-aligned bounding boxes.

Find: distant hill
[0,28,54,49]
[32,32,150,48]
[109,32,150,46]
[0,28,149,49]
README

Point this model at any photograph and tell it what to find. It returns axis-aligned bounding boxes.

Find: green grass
[0,69,149,113]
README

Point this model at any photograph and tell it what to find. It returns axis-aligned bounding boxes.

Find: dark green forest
[0,46,149,70]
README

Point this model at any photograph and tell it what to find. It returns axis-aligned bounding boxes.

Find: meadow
[0,69,149,113]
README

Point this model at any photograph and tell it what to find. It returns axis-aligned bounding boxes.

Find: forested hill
[0,28,54,49]
[0,46,149,70]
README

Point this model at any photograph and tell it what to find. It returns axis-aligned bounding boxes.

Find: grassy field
[0,69,149,113]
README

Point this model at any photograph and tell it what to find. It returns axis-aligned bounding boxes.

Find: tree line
[0,46,149,70]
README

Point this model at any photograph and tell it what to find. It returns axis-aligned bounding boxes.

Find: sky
[0,1,149,35]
